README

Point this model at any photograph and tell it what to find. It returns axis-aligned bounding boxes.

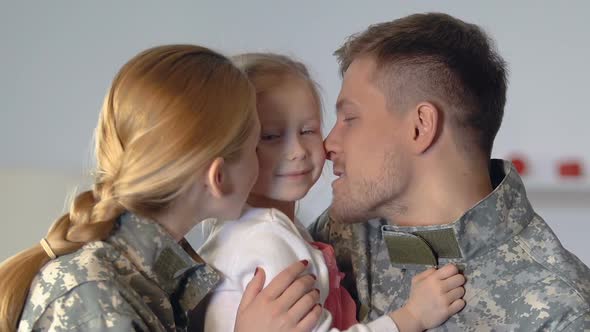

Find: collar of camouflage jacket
[110,213,221,310]
[381,159,535,267]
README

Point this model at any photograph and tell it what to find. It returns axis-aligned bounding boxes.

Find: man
[309,13,590,331]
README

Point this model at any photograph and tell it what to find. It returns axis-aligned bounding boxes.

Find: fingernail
[254,267,260,276]
[301,259,309,266]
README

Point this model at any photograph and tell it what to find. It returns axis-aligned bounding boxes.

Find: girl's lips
[277,169,312,177]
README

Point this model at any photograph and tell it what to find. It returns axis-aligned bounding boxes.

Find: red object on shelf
[558,161,583,177]
[509,155,528,175]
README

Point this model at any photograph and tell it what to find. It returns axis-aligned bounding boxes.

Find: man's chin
[328,203,369,224]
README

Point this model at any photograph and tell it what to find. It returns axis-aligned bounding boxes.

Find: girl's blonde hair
[232,53,323,118]
[0,44,256,331]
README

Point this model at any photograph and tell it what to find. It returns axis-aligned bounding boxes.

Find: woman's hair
[232,53,323,119]
[0,44,256,331]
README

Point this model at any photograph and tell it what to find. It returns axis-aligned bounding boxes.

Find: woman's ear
[206,157,226,198]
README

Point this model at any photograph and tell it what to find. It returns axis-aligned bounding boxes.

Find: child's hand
[390,264,466,332]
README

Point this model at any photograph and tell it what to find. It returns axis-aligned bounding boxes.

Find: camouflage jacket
[18,213,220,331]
[309,159,590,331]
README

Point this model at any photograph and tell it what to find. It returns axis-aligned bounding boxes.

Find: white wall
[1,1,588,264]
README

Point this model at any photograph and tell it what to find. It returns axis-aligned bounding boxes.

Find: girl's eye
[343,117,357,123]
[261,134,280,141]
[301,129,316,135]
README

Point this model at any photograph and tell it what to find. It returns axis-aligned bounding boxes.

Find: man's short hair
[335,13,508,156]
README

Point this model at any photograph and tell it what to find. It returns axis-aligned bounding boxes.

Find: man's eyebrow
[335,98,357,113]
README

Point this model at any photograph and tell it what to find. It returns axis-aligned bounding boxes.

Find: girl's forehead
[257,101,321,125]
[258,83,320,115]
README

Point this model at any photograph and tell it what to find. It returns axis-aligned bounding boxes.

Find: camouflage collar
[109,213,220,310]
[382,159,534,267]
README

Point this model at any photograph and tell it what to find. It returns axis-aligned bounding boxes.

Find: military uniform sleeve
[59,312,143,331]
[559,310,590,331]
[28,281,149,331]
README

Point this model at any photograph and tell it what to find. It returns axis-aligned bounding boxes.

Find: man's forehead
[341,56,387,97]
[343,56,376,81]
[337,63,369,106]
[337,58,385,110]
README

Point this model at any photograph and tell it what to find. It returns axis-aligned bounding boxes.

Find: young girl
[0,45,321,332]
[198,53,466,331]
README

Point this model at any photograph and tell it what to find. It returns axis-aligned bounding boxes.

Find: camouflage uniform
[309,159,590,331]
[19,213,220,331]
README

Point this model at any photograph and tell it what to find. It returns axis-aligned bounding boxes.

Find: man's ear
[206,157,226,198]
[410,102,440,154]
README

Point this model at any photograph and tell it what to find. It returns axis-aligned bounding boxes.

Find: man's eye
[301,129,316,135]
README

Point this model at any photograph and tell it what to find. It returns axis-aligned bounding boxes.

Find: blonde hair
[232,53,323,119]
[0,44,256,331]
